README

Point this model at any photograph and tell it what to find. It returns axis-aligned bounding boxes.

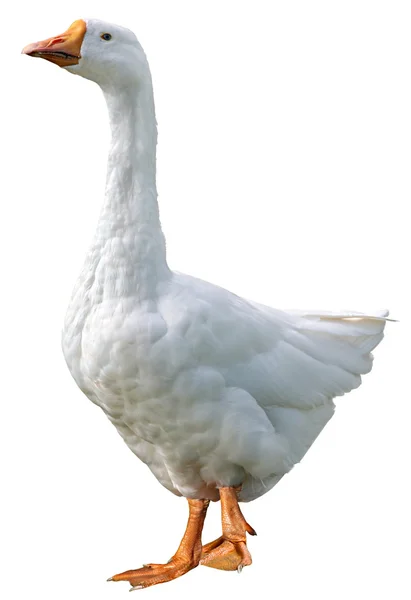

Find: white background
[2,1,409,599]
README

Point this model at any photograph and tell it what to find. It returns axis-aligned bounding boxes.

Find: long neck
[85,77,170,303]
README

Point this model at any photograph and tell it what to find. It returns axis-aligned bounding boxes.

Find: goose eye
[101,33,112,41]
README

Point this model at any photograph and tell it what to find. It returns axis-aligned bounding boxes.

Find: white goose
[23,18,389,591]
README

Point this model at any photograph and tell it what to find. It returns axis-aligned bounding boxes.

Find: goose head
[22,18,149,87]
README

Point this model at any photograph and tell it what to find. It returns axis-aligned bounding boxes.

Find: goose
[23,18,390,591]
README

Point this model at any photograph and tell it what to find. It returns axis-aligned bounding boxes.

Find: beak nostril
[47,37,66,47]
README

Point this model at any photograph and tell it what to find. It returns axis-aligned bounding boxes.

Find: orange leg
[108,498,209,591]
[200,487,256,572]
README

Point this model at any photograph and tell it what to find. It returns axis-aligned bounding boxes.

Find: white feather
[56,19,389,503]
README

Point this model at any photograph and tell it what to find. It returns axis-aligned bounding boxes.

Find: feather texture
[56,19,389,503]
[64,270,388,501]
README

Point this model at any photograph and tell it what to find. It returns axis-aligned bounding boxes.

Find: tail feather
[287,309,390,377]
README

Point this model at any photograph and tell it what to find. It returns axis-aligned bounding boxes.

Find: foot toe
[108,557,198,589]
[200,539,252,571]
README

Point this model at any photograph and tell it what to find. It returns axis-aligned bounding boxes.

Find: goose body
[63,267,387,502]
[24,18,389,588]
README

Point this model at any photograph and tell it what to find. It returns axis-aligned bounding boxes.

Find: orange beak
[22,19,86,68]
